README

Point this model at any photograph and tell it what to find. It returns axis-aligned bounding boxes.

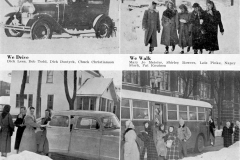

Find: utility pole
[231,0,234,6]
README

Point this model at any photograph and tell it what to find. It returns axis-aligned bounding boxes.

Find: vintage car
[3,0,116,39]
[46,110,120,160]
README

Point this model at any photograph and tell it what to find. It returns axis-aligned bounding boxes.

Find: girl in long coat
[209,116,215,146]
[233,121,239,143]
[204,0,224,54]
[164,126,180,160]
[0,105,14,157]
[222,122,233,147]
[178,4,191,54]
[14,106,26,153]
[161,0,179,54]
[19,107,43,153]
[156,124,167,160]
[142,1,161,54]
[138,121,158,160]
[123,120,140,160]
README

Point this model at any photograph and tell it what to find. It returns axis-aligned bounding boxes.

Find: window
[167,104,177,120]
[49,115,69,127]
[150,71,170,91]
[83,97,90,110]
[132,100,149,120]
[179,105,188,120]
[77,97,83,110]
[89,98,96,110]
[76,118,100,130]
[28,94,33,108]
[101,116,120,129]
[16,94,27,108]
[26,71,30,83]
[47,95,54,110]
[100,98,106,111]
[46,71,53,83]
[198,107,205,120]
[88,0,104,4]
[5,90,10,95]
[123,71,140,85]
[189,106,197,120]
[121,99,130,119]
[199,83,211,99]
[178,78,193,96]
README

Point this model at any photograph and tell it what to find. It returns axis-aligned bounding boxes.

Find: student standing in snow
[161,0,179,54]
[233,121,239,143]
[209,116,216,146]
[156,124,167,160]
[142,1,161,54]
[204,0,224,54]
[178,4,191,54]
[222,121,233,147]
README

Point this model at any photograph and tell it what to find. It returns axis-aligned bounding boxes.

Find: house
[0,81,10,96]
[10,71,119,118]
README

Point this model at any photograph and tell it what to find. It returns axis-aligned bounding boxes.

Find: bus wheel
[195,134,204,153]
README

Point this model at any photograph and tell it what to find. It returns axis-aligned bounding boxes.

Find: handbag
[166,140,173,148]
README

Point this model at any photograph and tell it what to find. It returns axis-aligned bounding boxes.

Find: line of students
[0,105,51,157]
[143,0,224,54]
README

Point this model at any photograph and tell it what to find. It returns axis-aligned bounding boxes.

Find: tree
[36,71,42,118]
[231,0,234,6]
[234,71,240,94]
[19,71,27,107]
[64,71,77,110]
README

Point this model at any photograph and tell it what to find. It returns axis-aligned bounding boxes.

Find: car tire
[195,134,205,153]
[31,20,52,40]
[95,17,113,38]
[5,17,24,37]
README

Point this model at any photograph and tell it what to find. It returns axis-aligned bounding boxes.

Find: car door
[47,115,71,153]
[69,116,102,160]
[86,0,109,22]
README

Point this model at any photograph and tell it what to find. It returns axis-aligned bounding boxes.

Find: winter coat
[178,12,192,47]
[189,9,207,50]
[0,113,14,153]
[14,114,26,150]
[142,8,161,47]
[177,125,191,141]
[164,132,180,160]
[124,129,140,160]
[233,126,239,143]
[209,120,215,137]
[138,121,158,160]
[156,130,167,157]
[204,10,224,51]
[36,117,51,154]
[161,8,179,46]
[222,126,233,147]
[19,115,41,153]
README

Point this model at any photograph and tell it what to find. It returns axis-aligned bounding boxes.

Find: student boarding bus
[121,90,213,154]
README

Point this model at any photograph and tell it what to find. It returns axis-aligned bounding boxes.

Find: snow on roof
[77,78,113,96]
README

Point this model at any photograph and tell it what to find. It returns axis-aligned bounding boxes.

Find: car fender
[93,14,113,31]
[93,14,104,28]
[4,12,19,18]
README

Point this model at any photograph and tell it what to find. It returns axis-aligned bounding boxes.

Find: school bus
[121,90,212,155]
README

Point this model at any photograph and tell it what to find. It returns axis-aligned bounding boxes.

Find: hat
[192,3,200,8]
[167,0,174,5]
[152,1,157,5]
[126,120,135,129]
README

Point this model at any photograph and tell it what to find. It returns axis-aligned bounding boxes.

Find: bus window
[189,106,197,120]
[198,107,205,120]
[167,104,177,120]
[121,99,130,120]
[132,100,149,120]
[179,105,188,120]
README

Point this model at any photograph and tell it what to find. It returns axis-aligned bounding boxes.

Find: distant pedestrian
[177,118,191,158]
[0,105,14,157]
[123,120,140,160]
[233,121,239,143]
[156,124,167,160]
[222,121,233,147]
[178,4,191,54]
[142,1,161,54]
[138,121,158,160]
[209,116,216,146]
[14,106,27,153]
[164,126,180,160]
[204,0,224,54]
[161,0,179,54]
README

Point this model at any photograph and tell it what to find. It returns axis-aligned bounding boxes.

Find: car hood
[102,129,120,137]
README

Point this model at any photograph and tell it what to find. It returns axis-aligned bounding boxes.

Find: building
[122,71,240,124]
[10,71,119,118]
[0,81,10,96]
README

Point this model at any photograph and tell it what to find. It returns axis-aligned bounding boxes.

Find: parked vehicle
[46,110,120,160]
[3,0,116,39]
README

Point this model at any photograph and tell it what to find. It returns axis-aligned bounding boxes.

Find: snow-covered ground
[120,0,239,54]
[0,151,52,160]
[0,0,120,54]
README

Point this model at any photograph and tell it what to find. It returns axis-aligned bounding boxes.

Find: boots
[164,46,169,54]
[194,49,198,54]
[149,47,154,54]
[187,46,191,52]
[172,45,175,51]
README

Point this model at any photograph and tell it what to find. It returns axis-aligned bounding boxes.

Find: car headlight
[28,6,35,14]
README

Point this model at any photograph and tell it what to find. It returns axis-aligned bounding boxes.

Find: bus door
[205,108,211,143]
[151,102,166,125]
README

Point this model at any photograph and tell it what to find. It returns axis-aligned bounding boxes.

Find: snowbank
[0,151,52,160]
[182,141,240,160]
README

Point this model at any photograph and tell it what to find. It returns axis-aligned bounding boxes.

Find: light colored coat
[178,12,192,47]
[156,130,167,157]
[124,130,140,160]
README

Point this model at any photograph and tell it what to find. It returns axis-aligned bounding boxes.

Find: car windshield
[101,116,120,129]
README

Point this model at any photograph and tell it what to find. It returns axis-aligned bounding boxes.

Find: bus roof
[121,90,212,109]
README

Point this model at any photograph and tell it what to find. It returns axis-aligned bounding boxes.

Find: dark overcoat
[161,9,179,46]
[143,9,161,47]
[222,126,233,147]
[178,12,192,47]
[203,10,224,51]
[234,126,239,143]
[0,113,14,153]
[209,120,215,137]
[14,114,26,150]
[164,132,180,160]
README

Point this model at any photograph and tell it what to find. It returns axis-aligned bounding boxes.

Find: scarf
[1,105,10,119]
[163,8,177,19]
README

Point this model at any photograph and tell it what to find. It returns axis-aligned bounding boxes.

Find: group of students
[0,105,51,157]
[123,118,192,160]
[143,0,224,54]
